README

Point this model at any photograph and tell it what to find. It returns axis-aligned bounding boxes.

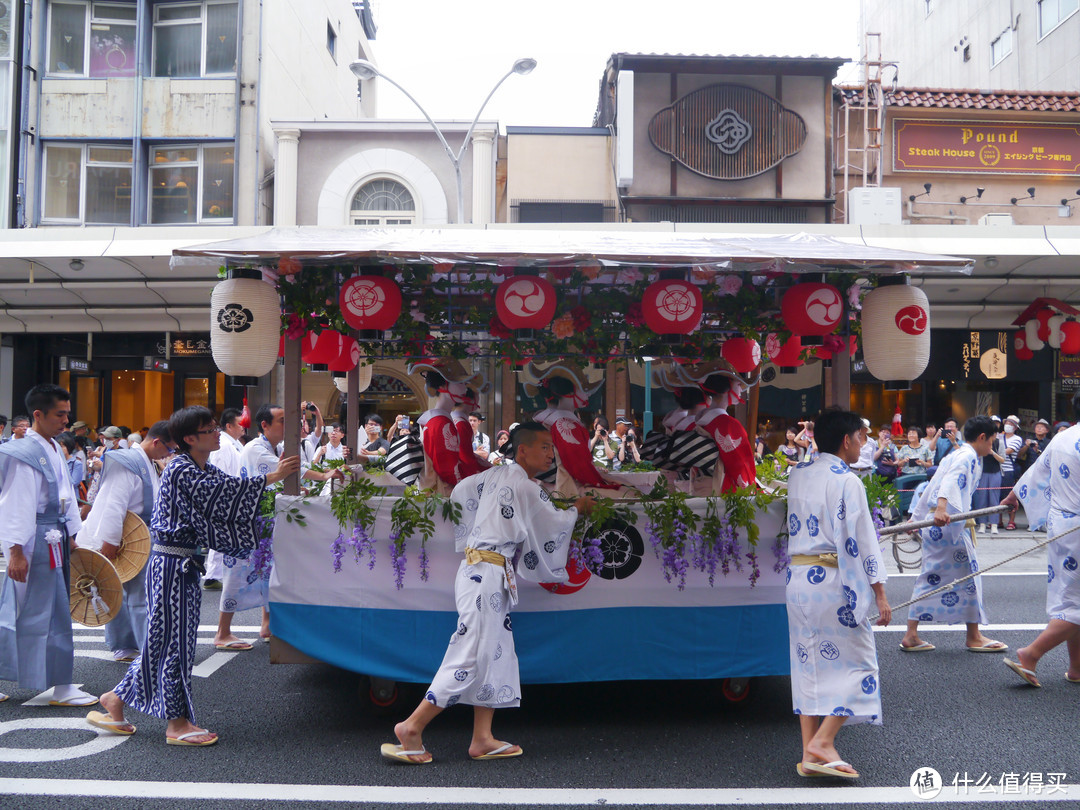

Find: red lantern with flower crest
[1014,331,1034,361]
[302,329,346,365]
[641,280,704,335]
[339,275,402,331]
[765,333,803,368]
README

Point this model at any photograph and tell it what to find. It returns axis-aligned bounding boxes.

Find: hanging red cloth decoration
[641,280,704,335]
[495,276,557,329]
[239,397,251,429]
[339,275,403,331]
[780,282,843,336]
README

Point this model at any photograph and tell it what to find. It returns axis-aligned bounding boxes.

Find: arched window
[350,179,416,225]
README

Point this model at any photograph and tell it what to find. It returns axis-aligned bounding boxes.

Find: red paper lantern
[721,337,762,373]
[641,280,704,335]
[1014,331,1034,361]
[1036,307,1056,342]
[495,276,557,329]
[328,337,361,372]
[1061,321,1080,355]
[302,330,346,364]
[780,283,843,336]
[765,333,803,367]
[339,275,403,331]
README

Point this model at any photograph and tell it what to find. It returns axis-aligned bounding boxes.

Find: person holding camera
[616,425,641,470]
[610,417,639,471]
[872,426,899,480]
[794,420,818,462]
[589,416,616,468]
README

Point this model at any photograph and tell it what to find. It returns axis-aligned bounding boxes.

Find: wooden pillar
[282,334,301,495]
[501,362,517,429]
[827,356,852,411]
[347,361,360,455]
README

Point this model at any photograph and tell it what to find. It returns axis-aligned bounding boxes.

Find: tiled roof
[837,86,1080,112]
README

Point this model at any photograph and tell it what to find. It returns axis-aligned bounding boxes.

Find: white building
[859,0,1079,91]
[0,0,376,427]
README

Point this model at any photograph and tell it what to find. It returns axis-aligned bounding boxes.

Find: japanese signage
[962,331,1008,380]
[156,335,211,357]
[893,119,1080,176]
[59,357,91,373]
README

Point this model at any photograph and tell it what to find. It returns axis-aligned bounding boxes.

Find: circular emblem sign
[339,275,402,331]
[641,280,703,335]
[894,305,928,336]
[216,303,253,333]
[781,283,843,335]
[495,276,557,330]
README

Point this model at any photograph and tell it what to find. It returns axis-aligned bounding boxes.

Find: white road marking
[888,571,1045,578]
[192,652,238,679]
[0,778,1074,804]
[0,720,128,763]
[73,650,117,661]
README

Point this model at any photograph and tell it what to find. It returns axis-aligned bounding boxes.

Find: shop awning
[172,225,974,274]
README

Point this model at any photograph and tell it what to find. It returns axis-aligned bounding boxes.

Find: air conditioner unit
[978,213,1014,226]
[847,187,902,225]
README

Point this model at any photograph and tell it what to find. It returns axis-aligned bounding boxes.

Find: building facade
[0,0,375,426]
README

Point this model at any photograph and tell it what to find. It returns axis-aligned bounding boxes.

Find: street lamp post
[349,57,536,224]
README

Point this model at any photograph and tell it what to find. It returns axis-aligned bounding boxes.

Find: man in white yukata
[1001,392,1080,687]
[203,407,245,590]
[786,408,891,780]
[78,421,176,663]
[87,406,298,745]
[900,415,1007,653]
[216,404,341,649]
[0,384,96,707]
[380,422,595,764]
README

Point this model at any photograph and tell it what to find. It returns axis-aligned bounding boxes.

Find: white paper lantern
[1047,314,1066,350]
[1024,318,1045,351]
[860,277,930,390]
[210,270,280,386]
[332,362,374,393]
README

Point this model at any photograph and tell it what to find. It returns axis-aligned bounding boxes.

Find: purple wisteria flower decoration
[389,532,407,590]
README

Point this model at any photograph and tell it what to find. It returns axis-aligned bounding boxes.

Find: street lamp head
[349,59,381,81]
[512,58,537,75]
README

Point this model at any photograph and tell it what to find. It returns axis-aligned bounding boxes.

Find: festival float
[175,227,968,706]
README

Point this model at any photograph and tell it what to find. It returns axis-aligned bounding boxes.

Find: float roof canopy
[172,226,972,274]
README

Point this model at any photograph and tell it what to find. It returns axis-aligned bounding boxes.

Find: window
[350,179,415,225]
[148,143,233,223]
[990,27,1012,66]
[42,143,132,224]
[1038,0,1079,37]
[47,2,137,77]
[152,1,238,77]
[326,21,336,60]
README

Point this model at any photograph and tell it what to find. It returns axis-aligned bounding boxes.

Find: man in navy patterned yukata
[86,406,297,746]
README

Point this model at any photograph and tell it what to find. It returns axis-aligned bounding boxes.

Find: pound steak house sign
[893,118,1080,176]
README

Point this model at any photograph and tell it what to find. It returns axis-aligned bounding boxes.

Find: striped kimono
[112,454,266,722]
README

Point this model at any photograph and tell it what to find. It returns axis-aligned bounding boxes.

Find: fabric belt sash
[151,543,205,576]
[464,547,518,607]
[789,553,839,568]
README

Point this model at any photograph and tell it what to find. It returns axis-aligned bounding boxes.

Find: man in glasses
[78,421,176,663]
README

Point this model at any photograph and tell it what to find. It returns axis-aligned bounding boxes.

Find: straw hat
[69,548,123,627]
[678,358,761,389]
[522,359,604,400]
[112,512,151,583]
[407,358,490,395]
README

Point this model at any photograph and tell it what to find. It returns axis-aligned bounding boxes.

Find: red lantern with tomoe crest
[780,283,843,336]
[641,279,704,335]
[721,337,762,374]
[339,275,402,331]
[495,276,557,329]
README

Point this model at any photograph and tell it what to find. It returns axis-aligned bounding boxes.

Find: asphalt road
[1,554,1077,809]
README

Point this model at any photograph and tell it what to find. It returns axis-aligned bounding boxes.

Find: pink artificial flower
[552,313,575,339]
[717,275,742,296]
